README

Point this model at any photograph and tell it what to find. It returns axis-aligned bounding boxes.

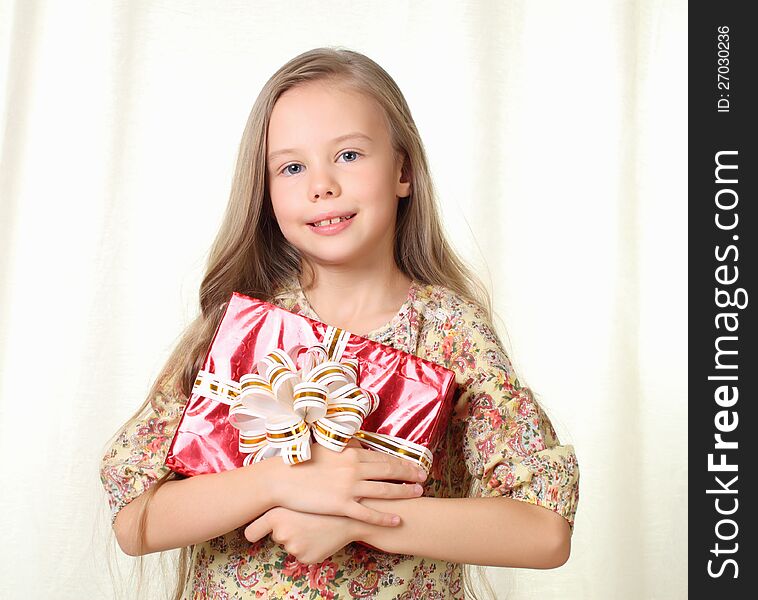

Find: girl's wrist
[245,456,286,512]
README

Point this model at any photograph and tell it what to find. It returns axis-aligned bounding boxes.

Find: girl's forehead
[270,84,383,129]
[268,83,388,142]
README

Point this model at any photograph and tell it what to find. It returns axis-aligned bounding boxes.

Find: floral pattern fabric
[100,279,579,599]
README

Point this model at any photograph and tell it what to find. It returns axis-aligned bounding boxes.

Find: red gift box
[165,291,456,478]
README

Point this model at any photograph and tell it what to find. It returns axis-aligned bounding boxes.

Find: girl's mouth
[307,213,356,235]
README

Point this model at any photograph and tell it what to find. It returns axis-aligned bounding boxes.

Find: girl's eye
[339,150,360,162]
[282,163,303,176]
[279,151,361,177]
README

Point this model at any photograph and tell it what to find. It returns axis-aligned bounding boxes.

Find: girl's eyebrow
[267,132,373,163]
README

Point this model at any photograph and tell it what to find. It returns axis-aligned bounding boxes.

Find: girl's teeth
[313,215,352,227]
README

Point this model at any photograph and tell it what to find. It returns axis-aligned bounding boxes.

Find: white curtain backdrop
[0,1,687,598]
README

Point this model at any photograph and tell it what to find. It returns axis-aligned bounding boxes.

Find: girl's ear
[396,153,412,200]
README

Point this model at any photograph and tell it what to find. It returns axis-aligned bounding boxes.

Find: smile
[307,213,356,235]
[309,214,356,227]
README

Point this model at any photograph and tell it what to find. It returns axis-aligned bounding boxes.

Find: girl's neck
[299,266,413,335]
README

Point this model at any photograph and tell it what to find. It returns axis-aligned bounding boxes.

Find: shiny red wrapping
[165,291,457,477]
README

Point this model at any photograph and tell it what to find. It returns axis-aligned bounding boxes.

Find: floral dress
[100,279,580,599]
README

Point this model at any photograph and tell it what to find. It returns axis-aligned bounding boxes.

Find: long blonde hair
[115,46,497,600]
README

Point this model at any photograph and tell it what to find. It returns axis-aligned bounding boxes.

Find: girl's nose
[311,182,339,200]
[312,188,334,200]
[309,167,341,201]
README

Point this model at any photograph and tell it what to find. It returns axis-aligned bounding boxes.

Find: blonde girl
[101,46,579,599]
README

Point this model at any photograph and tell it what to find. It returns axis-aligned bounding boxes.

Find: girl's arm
[246,495,571,568]
[113,442,425,556]
[114,458,279,556]
[352,496,571,568]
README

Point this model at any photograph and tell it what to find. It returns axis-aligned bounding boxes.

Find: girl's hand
[244,506,358,565]
[266,439,427,527]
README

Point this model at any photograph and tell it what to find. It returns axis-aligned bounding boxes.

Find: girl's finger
[346,502,401,527]
[244,514,273,543]
[358,459,427,483]
[354,480,424,500]
[353,448,394,462]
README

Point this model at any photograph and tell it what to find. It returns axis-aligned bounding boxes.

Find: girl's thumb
[244,514,273,543]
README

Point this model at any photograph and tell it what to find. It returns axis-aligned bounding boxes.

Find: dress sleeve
[427,297,579,530]
[99,369,188,524]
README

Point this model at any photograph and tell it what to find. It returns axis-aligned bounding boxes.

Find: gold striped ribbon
[191,325,433,473]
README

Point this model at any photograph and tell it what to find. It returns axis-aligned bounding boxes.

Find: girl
[101,47,579,599]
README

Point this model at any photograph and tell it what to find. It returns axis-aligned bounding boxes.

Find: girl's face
[266,82,410,271]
